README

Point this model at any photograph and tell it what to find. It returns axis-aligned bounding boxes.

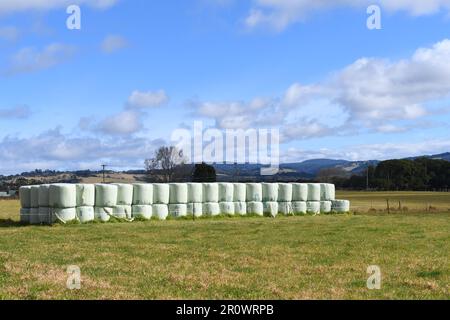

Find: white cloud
[191,39,450,140]
[127,90,169,109]
[0,0,118,14]
[0,26,19,41]
[100,34,128,53]
[245,0,450,31]
[0,105,31,119]
[6,43,76,75]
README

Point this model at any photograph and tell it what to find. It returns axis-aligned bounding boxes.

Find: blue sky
[1,0,450,174]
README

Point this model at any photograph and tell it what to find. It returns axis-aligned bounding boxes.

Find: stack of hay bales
[246,183,263,216]
[203,183,220,216]
[233,183,247,215]
[153,184,169,220]
[187,183,203,217]
[49,184,77,223]
[169,183,188,218]
[76,184,95,223]
[18,182,350,225]
[132,184,153,220]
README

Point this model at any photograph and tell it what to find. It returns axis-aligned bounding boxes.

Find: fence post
[386,199,390,214]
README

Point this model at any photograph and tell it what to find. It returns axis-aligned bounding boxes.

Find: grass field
[0,192,449,300]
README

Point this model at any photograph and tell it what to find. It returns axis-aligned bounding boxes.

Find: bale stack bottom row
[19,183,351,224]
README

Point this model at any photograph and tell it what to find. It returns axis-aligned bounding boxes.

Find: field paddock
[0,191,448,300]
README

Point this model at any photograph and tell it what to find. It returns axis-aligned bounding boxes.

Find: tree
[145,146,186,182]
[192,162,216,182]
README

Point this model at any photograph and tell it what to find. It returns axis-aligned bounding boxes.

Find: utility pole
[366,167,369,191]
[101,164,108,183]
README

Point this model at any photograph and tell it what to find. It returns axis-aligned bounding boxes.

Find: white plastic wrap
[30,186,40,208]
[76,184,95,207]
[307,184,321,201]
[95,184,118,207]
[169,183,188,204]
[292,183,308,201]
[247,201,263,216]
[203,202,220,216]
[263,202,278,217]
[320,201,332,213]
[152,204,169,220]
[187,203,203,217]
[19,186,32,208]
[76,206,95,223]
[132,205,153,220]
[233,183,246,202]
[153,184,170,204]
[187,183,203,203]
[262,183,278,202]
[292,202,307,214]
[132,184,153,205]
[94,207,112,222]
[278,202,293,215]
[246,183,262,202]
[203,183,219,203]
[20,208,31,224]
[219,202,234,215]
[38,184,50,207]
[234,202,247,216]
[218,183,234,202]
[278,183,293,202]
[169,204,188,217]
[114,184,133,205]
[112,205,132,219]
[332,200,350,213]
[49,184,76,208]
[306,201,321,214]
[53,208,77,223]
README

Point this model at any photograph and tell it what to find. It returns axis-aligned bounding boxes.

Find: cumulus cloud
[0,127,165,175]
[245,0,450,31]
[0,26,19,41]
[5,43,76,75]
[190,39,450,141]
[0,105,31,119]
[127,90,169,109]
[100,34,128,53]
[0,0,118,14]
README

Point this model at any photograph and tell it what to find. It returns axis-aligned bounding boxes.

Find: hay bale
[94,207,112,222]
[292,201,307,214]
[20,208,31,224]
[219,183,234,202]
[320,184,336,201]
[263,202,278,217]
[307,184,320,201]
[203,202,220,216]
[246,183,262,202]
[38,207,50,224]
[29,208,40,224]
[187,183,203,203]
[219,202,234,215]
[332,200,350,213]
[203,183,219,203]
[169,204,188,218]
[306,201,320,214]
[278,183,293,202]
[76,206,95,223]
[262,183,278,202]
[234,202,247,216]
[320,201,332,213]
[30,186,40,208]
[19,186,32,208]
[169,183,188,204]
[38,184,50,207]
[76,184,95,207]
[153,204,169,220]
[53,208,77,223]
[153,184,170,204]
[247,201,263,216]
[95,184,118,207]
[114,184,133,205]
[113,205,132,219]
[187,203,203,217]
[49,184,76,208]
[132,205,152,220]
[278,202,293,215]
[133,184,153,205]
[292,183,308,201]
[233,183,246,202]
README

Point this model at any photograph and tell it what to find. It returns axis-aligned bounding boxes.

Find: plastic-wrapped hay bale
[114,184,133,205]
[94,207,112,222]
[169,183,188,204]
[234,202,247,216]
[307,184,321,201]
[29,208,40,224]
[20,208,31,224]
[187,203,203,217]
[306,201,320,214]
[233,183,246,202]
[38,184,50,207]
[153,204,169,220]
[247,201,263,216]
[320,184,335,201]
[169,204,187,218]
[133,184,153,205]
[153,184,170,204]
[49,184,76,208]
[219,202,234,215]
[320,201,332,213]
[203,203,220,216]
[187,183,202,203]
[246,183,262,202]
[132,205,152,220]
[292,202,307,214]
[278,183,293,202]
[76,184,95,207]
[203,183,219,203]
[262,183,278,202]
[278,202,293,215]
[95,184,118,207]
[113,205,132,219]
[76,207,95,223]
[332,200,350,213]
[292,183,308,201]
[327,184,336,201]
[53,208,77,223]
[30,186,40,208]
[38,207,51,224]
[19,186,32,208]
[263,202,278,217]
[218,183,234,202]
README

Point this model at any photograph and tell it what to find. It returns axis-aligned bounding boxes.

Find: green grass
[0,194,449,300]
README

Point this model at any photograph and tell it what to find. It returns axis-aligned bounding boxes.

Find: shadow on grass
[0,219,27,228]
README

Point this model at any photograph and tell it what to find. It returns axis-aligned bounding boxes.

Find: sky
[1,0,450,174]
